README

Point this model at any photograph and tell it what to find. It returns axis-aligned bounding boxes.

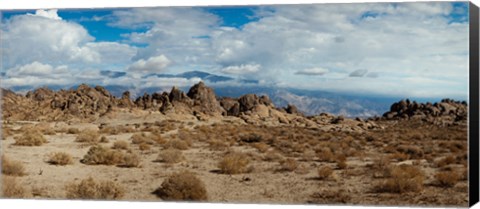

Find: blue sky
[0,2,470,99]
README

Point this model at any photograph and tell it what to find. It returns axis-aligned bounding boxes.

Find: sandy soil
[1,112,469,207]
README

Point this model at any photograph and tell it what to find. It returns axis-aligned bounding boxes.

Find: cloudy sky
[0,2,470,99]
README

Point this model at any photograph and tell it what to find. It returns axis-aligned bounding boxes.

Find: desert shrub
[252,142,270,153]
[435,170,459,187]
[80,146,124,166]
[317,166,333,180]
[154,171,207,201]
[240,133,263,143]
[263,150,284,162]
[436,155,456,168]
[2,176,26,198]
[99,126,119,135]
[278,158,299,172]
[112,140,129,150]
[151,132,166,145]
[309,189,350,204]
[139,143,151,151]
[371,156,391,178]
[65,177,124,200]
[337,160,347,170]
[131,133,154,145]
[376,165,424,193]
[40,127,56,135]
[47,152,73,166]
[67,128,80,134]
[396,145,424,159]
[80,145,141,168]
[2,127,11,139]
[120,153,141,168]
[99,136,109,143]
[75,129,100,144]
[164,139,189,150]
[27,123,55,135]
[157,148,184,164]
[218,152,250,174]
[14,131,47,146]
[316,149,335,162]
[1,155,26,176]
[207,139,228,151]
[390,152,409,161]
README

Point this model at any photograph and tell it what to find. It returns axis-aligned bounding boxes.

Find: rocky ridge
[1,82,468,130]
[382,99,467,125]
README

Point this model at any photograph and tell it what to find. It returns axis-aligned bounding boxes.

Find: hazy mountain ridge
[1,70,453,118]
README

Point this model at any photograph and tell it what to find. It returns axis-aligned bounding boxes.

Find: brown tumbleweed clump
[47,152,73,166]
[1,155,26,176]
[375,165,424,193]
[65,177,124,200]
[154,171,207,201]
[14,130,47,146]
[218,152,250,174]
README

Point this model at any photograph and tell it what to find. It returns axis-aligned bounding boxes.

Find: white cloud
[3,62,73,87]
[295,67,329,76]
[110,7,219,70]
[221,64,261,75]
[1,9,137,71]
[2,11,97,66]
[127,55,171,73]
[12,62,68,77]
[33,9,62,20]
[1,3,469,99]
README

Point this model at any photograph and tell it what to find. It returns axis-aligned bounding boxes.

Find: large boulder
[238,94,259,112]
[26,87,55,101]
[117,91,134,108]
[187,82,225,116]
[219,97,240,116]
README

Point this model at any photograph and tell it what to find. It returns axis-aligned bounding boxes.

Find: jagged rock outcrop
[2,82,467,131]
[382,99,467,123]
[285,104,299,115]
[2,88,33,120]
[135,93,153,110]
[3,84,117,121]
[238,94,259,112]
[117,91,134,108]
[219,97,240,116]
[26,87,55,101]
[187,82,225,116]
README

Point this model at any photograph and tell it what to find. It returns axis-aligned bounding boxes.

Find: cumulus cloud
[127,55,171,73]
[220,64,261,75]
[13,62,69,77]
[3,62,74,87]
[1,9,137,71]
[349,69,368,77]
[109,7,219,69]
[295,68,329,76]
[33,9,62,20]
[0,3,469,99]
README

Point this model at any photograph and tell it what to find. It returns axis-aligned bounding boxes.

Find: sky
[0,2,470,99]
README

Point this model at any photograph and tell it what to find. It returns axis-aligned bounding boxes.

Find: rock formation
[0,82,468,130]
[382,99,467,124]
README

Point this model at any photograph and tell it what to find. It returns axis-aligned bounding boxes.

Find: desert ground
[0,83,469,207]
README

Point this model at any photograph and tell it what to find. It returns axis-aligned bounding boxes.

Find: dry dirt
[1,111,469,207]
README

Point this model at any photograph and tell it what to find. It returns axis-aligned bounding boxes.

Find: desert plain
[0,82,469,207]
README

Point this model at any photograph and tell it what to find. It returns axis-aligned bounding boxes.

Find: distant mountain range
[145,70,259,84]
[3,70,440,117]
